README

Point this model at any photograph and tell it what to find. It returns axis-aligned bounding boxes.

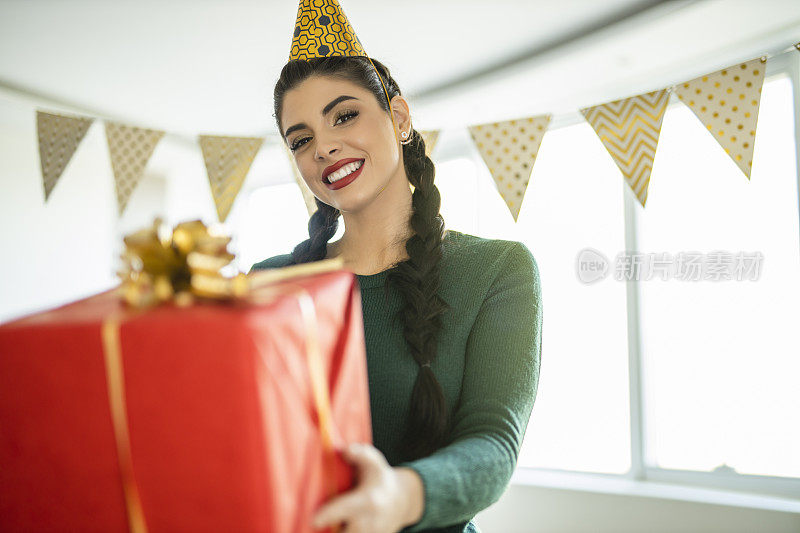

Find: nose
[314,132,341,161]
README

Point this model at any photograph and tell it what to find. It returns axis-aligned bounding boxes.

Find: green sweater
[250,229,543,533]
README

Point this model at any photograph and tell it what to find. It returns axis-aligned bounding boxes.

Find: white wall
[0,93,120,321]
[0,89,305,322]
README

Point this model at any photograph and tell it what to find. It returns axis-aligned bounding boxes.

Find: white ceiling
[1,0,799,139]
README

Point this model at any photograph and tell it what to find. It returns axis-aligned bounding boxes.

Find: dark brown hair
[273,55,451,462]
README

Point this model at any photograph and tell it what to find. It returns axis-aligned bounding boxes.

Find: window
[636,74,800,480]
[234,183,316,271]
[505,68,799,497]
[486,117,631,475]
[437,157,479,234]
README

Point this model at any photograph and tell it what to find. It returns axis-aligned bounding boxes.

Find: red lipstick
[323,159,365,190]
[322,158,363,181]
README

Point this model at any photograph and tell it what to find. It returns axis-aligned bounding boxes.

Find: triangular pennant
[468,115,551,222]
[580,89,669,208]
[198,135,264,222]
[282,141,319,217]
[672,56,766,180]
[419,129,441,158]
[104,122,165,215]
[36,110,94,200]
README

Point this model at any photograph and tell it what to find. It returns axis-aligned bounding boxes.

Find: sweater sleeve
[397,241,543,531]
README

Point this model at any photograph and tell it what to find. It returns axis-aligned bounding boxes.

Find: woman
[251,54,543,533]
[251,4,542,532]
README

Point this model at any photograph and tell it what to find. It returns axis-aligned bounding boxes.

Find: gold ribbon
[295,287,341,533]
[101,312,148,533]
[251,282,342,533]
[101,273,347,532]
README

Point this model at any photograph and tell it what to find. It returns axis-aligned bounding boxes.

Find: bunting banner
[37,110,94,201]
[419,129,441,158]
[198,135,264,223]
[672,56,766,180]
[104,122,165,215]
[468,115,551,222]
[580,89,670,208]
[282,141,319,217]
[30,43,798,221]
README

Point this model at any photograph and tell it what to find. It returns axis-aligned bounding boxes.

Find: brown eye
[290,137,310,152]
[335,110,358,125]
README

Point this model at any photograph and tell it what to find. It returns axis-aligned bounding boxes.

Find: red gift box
[0,269,372,532]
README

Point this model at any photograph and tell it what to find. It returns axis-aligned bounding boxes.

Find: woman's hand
[312,442,425,533]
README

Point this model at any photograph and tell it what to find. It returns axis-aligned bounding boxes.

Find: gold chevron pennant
[289,0,366,61]
[282,141,319,217]
[672,56,765,180]
[37,110,94,200]
[198,135,264,222]
[419,129,441,158]
[105,122,165,215]
[581,89,669,208]
[468,115,551,222]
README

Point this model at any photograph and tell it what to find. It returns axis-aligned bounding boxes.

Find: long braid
[386,128,452,462]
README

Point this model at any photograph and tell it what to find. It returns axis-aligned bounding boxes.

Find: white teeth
[328,160,363,183]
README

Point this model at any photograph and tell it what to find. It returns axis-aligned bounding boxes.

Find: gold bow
[118,218,344,307]
[117,217,236,307]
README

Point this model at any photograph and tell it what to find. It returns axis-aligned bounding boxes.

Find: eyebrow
[284,95,359,140]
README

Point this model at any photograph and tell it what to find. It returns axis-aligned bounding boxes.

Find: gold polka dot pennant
[671,56,765,180]
[36,110,94,201]
[419,129,441,159]
[282,141,318,217]
[289,0,366,61]
[580,89,670,208]
[104,122,165,215]
[198,135,264,223]
[468,115,551,222]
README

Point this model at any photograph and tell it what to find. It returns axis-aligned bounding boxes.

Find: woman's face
[280,75,409,213]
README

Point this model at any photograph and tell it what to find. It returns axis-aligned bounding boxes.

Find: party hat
[287,0,402,144]
[289,0,367,61]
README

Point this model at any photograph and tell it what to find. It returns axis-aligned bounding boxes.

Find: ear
[390,95,412,138]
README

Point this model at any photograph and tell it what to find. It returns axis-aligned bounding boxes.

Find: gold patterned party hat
[288,0,402,145]
[289,0,367,61]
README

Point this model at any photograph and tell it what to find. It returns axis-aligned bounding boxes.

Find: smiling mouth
[323,159,365,184]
